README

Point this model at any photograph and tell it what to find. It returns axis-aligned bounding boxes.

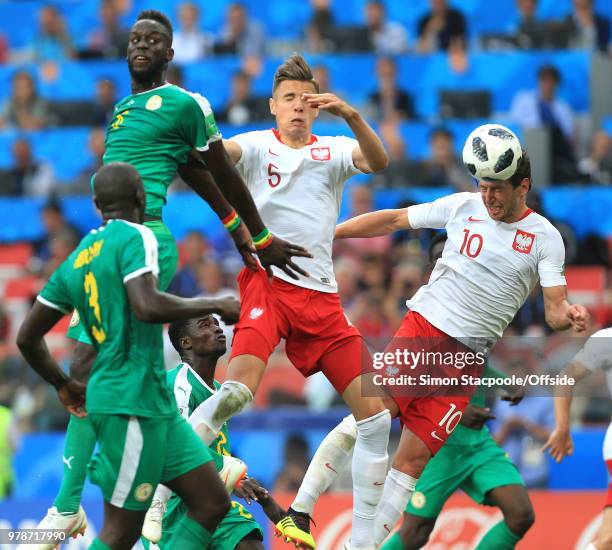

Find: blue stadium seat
[0,1,41,50]
[81,60,130,100]
[182,58,241,110]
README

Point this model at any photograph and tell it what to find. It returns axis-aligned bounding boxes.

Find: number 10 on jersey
[460,229,483,258]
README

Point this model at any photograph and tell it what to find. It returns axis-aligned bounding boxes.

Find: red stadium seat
[564,266,607,306]
[4,276,40,299]
[0,243,33,267]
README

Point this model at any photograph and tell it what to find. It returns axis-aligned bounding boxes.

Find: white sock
[292,414,357,515]
[373,468,417,547]
[585,544,597,550]
[189,381,253,445]
[351,410,391,549]
[150,483,172,506]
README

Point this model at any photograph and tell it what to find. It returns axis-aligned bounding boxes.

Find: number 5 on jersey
[460,229,483,258]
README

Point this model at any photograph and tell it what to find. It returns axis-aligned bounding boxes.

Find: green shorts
[407,435,524,518]
[141,499,263,550]
[88,412,212,511]
[67,220,178,344]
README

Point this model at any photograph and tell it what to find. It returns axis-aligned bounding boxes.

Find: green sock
[53,415,97,514]
[88,538,112,550]
[475,520,521,550]
[166,513,213,550]
[380,532,404,550]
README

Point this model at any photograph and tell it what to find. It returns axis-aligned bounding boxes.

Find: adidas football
[462,124,523,181]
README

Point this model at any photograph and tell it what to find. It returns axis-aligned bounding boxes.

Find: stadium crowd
[0,0,610,490]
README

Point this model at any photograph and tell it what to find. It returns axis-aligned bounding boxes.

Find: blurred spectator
[417,0,467,52]
[168,230,213,297]
[0,139,55,197]
[352,288,395,340]
[357,253,389,292]
[566,0,610,52]
[509,65,578,182]
[578,130,612,184]
[422,128,472,190]
[214,3,265,58]
[29,4,74,62]
[0,34,7,64]
[515,0,538,32]
[334,257,360,309]
[34,199,81,265]
[92,78,117,126]
[368,57,414,122]
[312,64,330,92]
[273,434,310,493]
[216,71,269,125]
[173,2,213,63]
[0,70,52,130]
[373,120,413,187]
[195,260,235,298]
[447,36,470,75]
[492,382,554,488]
[508,285,548,335]
[40,229,80,280]
[166,64,185,87]
[72,128,106,195]
[306,0,337,52]
[364,1,409,54]
[86,0,130,59]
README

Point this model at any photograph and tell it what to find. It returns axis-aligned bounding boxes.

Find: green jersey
[38,219,175,419]
[166,362,231,456]
[104,84,221,217]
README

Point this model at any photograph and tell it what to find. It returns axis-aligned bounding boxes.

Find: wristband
[222,210,242,233]
[253,227,274,250]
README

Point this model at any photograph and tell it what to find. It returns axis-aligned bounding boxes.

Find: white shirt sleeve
[230,131,260,190]
[407,193,464,229]
[335,136,362,180]
[537,225,567,288]
[572,331,612,373]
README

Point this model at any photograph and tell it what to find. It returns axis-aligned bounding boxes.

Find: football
[462,124,523,181]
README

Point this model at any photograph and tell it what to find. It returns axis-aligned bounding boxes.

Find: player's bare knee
[189,493,230,532]
[503,501,535,536]
[393,453,428,479]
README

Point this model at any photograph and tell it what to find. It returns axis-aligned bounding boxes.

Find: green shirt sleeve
[38,265,73,314]
[179,92,221,152]
[120,223,160,283]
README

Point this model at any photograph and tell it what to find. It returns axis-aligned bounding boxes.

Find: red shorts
[388,311,481,455]
[230,268,368,394]
[606,459,612,508]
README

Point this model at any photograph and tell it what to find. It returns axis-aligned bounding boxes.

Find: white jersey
[572,327,612,397]
[407,192,566,350]
[231,129,361,292]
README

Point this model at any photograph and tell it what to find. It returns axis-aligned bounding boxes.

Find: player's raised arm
[541,285,589,332]
[17,302,87,416]
[335,208,410,239]
[178,153,258,271]
[125,272,240,325]
[303,93,388,173]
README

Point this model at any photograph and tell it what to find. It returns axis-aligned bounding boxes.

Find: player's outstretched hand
[231,223,258,271]
[58,378,87,417]
[542,428,573,463]
[234,477,285,524]
[302,93,355,119]
[257,236,312,280]
[567,304,589,333]
[214,297,241,325]
[459,404,495,431]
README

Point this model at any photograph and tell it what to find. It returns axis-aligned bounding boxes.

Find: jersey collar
[180,362,217,394]
[131,82,173,97]
[272,128,318,146]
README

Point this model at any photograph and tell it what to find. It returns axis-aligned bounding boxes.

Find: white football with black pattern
[462,124,522,181]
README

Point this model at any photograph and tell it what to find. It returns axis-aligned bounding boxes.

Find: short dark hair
[538,64,560,84]
[509,148,532,190]
[430,127,453,141]
[273,54,320,94]
[168,318,190,354]
[428,231,447,263]
[136,9,173,42]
